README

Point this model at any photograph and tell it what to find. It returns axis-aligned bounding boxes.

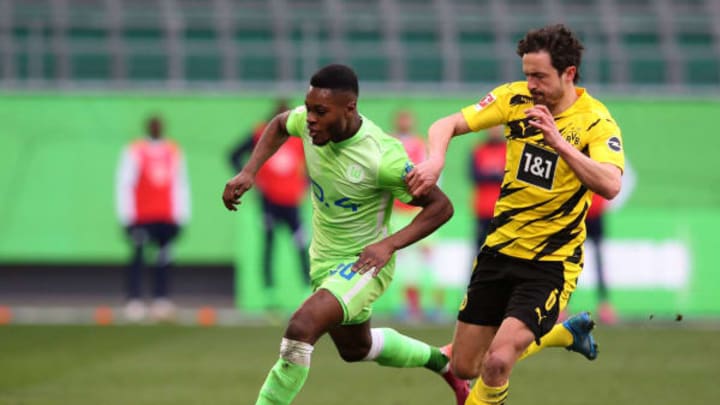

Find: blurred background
[2,1,719,404]
[2,0,719,322]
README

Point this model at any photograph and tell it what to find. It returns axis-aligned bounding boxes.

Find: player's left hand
[525,105,564,150]
[352,241,395,277]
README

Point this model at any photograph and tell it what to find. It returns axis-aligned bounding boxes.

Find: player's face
[304,86,356,146]
[522,51,574,109]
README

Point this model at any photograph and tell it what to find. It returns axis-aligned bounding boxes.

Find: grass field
[1,323,718,405]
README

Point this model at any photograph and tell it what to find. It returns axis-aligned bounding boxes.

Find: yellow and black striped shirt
[461,82,625,264]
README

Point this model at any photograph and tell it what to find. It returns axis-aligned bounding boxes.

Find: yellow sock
[519,323,574,360]
[466,377,509,405]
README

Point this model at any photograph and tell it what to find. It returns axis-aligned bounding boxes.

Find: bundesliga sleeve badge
[473,92,496,111]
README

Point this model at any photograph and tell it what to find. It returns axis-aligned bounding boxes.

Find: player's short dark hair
[516,24,584,83]
[310,64,359,96]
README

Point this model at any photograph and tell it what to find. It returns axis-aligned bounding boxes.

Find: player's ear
[563,65,577,83]
[346,98,357,113]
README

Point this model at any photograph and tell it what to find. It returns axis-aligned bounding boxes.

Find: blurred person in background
[222,64,469,405]
[470,125,506,251]
[407,24,625,405]
[229,100,311,298]
[115,115,190,322]
[584,159,636,324]
[390,109,447,322]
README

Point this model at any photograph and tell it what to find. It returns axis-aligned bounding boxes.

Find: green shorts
[310,255,395,325]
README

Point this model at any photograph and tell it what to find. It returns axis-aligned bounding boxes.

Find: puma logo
[535,307,548,325]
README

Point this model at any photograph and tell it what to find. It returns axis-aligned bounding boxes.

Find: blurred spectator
[470,126,506,251]
[115,115,190,322]
[229,100,310,298]
[390,110,446,322]
[585,160,636,324]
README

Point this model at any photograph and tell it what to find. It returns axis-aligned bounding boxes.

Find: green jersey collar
[330,115,368,149]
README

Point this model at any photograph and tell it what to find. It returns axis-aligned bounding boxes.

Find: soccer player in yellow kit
[407,24,625,404]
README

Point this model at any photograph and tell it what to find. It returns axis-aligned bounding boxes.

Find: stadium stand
[0,0,718,88]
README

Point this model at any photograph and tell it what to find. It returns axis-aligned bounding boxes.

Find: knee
[336,337,372,363]
[337,343,370,363]
[285,312,317,342]
[481,350,513,382]
[451,357,481,380]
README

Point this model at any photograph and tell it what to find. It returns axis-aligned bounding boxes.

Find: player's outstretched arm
[406,112,471,197]
[222,111,292,211]
[352,185,453,276]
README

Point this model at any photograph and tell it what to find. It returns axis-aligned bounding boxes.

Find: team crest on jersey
[562,127,581,146]
[474,92,496,111]
[346,163,365,183]
[607,136,622,152]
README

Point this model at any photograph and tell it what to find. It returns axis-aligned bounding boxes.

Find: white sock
[362,328,385,361]
[280,338,314,366]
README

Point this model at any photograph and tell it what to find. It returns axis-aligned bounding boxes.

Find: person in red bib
[230,100,310,296]
[115,115,190,322]
[470,126,506,252]
[391,110,449,322]
[585,160,635,324]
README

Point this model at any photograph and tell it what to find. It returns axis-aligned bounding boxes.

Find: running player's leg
[520,314,598,361]
[255,289,343,405]
[450,249,510,379]
[463,253,563,404]
[466,318,533,405]
[325,256,468,405]
[328,321,446,370]
[519,263,598,360]
[328,314,469,404]
[256,256,380,405]
[450,321,497,379]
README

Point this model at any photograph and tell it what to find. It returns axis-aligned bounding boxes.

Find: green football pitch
[1,323,718,405]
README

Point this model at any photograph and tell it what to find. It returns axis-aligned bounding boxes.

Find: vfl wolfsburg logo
[346,163,365,183]
[401,161,414,181]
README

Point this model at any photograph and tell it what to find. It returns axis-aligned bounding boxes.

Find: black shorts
[458,248,566,343]
[261,196,303,233]
[127,222,180,247]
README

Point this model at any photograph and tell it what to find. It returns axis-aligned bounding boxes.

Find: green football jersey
[286,106,414,263]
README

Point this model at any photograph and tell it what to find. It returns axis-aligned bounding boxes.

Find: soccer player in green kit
[222,64,470,405]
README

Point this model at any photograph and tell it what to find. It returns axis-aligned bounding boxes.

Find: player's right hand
[222,171,254,211]
[406,159,443,197]
[352,240,395,277]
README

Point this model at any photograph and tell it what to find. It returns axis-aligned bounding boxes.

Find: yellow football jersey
[461,81,625,264]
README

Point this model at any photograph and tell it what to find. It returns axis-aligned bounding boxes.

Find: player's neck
[551,85,579,116]
[335,114,363,142]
